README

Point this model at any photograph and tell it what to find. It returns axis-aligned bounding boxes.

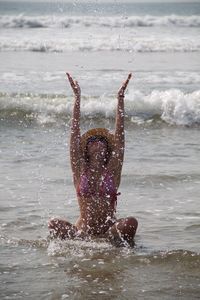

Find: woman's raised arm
[108,73,132,186]
[67,73,82,185]
[115,73,132,147]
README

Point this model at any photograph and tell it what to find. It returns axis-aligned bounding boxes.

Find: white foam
[47,238,112,257]
[128,89,200,126]
[0,35,199,53]
[1,13,199,53]
[136,71,200,86]
[0,89,200,126]
[1,14,200,29]
[1,71,200,86]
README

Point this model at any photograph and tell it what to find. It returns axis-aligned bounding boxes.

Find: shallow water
[1,238,200,299]
[1,125,200,299]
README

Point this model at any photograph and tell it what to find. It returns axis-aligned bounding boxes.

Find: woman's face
[87,140,108,162]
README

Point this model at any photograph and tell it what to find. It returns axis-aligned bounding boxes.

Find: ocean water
[0,1,200,299]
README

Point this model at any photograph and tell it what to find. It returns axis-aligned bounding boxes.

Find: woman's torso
[75,169,120,234]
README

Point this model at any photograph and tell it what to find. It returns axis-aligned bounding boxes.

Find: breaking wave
[0,89,200,126]
[1,36,199,53]
[1,14,200,29]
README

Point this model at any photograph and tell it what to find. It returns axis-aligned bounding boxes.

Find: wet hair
[84,135,111,164]
[87,135,108,145]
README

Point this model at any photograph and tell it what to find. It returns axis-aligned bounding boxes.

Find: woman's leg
[107,217,138,246]
[48,218,78,240]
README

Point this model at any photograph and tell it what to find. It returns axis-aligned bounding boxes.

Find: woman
[48,73,138,245]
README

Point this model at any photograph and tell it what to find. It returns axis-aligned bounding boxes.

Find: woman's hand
[118,73,132,98]
[66,73,81,99]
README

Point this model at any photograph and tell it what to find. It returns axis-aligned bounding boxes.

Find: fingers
[127,72,132,83]
[66,72,76,90]
[66,73,81,95]
[75,80,80,90]
[118,73,132,97]
[122,73,132,91]
[67,72,132,98]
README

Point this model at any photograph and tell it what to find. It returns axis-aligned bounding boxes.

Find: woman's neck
[88,159,107,175]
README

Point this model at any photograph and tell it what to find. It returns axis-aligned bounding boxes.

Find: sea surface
[0,1,200,299]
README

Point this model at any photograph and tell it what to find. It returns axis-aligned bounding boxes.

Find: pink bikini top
[77,171,120,210]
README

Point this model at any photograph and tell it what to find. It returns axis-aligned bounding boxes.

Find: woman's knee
[48,218,61,229]
[117,217,138,234]
[48,218,77,239]
[124,217,138,230]
[108,217,138,244]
